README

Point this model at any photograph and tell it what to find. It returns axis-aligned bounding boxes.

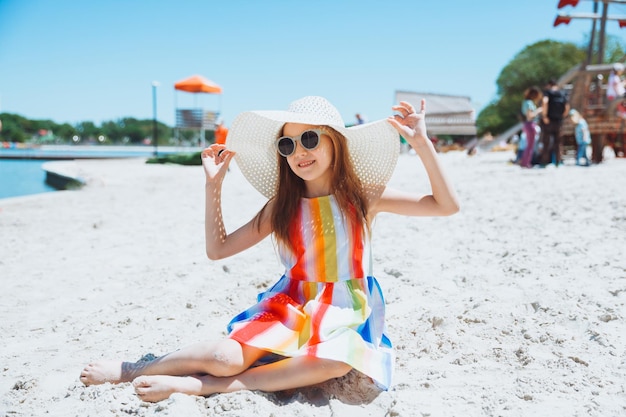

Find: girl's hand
[387,100,429,148]
[201,144,234,185]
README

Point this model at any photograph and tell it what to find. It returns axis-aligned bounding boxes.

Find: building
[394,91,477,138]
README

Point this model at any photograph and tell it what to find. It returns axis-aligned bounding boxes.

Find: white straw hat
[226,96,400,199]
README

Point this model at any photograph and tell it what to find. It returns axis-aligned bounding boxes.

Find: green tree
[0,113,28,142]
[75,121,100,142]
[477,35,626,137]
[0,113,174,145]
[56,123,77,141]
[156,121,172,145]
[476,40,586,136]
[585,33,626,64]
[101,120,125,143]
[475,103,504,137]
[121,117,148,143]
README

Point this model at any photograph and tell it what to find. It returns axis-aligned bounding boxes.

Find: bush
[146,151,202,166]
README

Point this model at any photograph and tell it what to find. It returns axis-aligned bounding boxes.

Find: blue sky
[1,0,625,128]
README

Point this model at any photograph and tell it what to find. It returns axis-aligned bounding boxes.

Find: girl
[520,86,543,168]
[80,96,459,402]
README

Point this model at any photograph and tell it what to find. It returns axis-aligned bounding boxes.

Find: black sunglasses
[275,129,324,157]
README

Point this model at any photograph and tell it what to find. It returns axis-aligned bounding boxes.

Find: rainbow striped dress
[227,195,393,389]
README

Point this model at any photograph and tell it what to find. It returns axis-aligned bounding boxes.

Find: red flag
[554,16,572,26]
[557,0,579,8]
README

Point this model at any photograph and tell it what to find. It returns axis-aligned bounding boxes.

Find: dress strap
[365,232,374,277]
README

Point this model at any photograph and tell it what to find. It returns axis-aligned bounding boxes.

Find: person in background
[214,119,228,145]
[540,79,570,167]
[355,113,365,125]
[568,109,591,166]
[607,63,625,102]
[615,98,626,157]
[617,97,626,120]
[520,86,543,168]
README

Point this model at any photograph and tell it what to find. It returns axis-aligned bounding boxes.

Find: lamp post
[152,81,160,157]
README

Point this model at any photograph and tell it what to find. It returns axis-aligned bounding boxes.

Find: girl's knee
[206,340,248,377]
[318,358,352,379]
[332,361,353,378]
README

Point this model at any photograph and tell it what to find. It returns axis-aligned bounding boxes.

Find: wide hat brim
[226,99,400,199]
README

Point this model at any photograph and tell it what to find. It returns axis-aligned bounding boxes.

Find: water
[0,159,57,199]
[0,145,166,159]
[0,145,201,200]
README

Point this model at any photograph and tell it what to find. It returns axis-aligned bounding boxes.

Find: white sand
[1,151,625,416]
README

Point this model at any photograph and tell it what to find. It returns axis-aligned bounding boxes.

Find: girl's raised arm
[202,145,272,260]
[373,100,460,218]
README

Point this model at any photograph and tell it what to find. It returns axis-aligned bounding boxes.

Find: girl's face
[281,123,334,196]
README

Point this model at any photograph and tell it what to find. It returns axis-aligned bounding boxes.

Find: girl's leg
[520,122,535,168]
[133,356,353,403]
[80,339,266,386]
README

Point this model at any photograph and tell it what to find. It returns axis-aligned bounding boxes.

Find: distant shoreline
[0,144,202,160]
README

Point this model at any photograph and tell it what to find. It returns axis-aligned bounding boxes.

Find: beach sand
[1,150,625,416]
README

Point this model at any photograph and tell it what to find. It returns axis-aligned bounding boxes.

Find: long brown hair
[262,125,369,252]
[524,86,542,103]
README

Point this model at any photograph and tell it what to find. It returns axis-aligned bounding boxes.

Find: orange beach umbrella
[174,75,222,94]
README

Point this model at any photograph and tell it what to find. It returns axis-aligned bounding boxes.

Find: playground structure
[559,61,626,161]
[492,63,626,163]
[488,1,626,162]
[173,75,222,147]
[545,0,626,161]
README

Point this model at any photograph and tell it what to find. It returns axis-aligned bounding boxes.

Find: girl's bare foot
[133,375,204,403]
[80,360,147,386]
[80,361,126,386]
